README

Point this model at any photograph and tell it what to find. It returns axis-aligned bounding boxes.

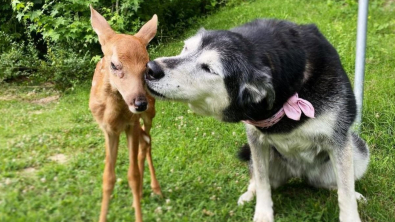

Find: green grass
[1,0,394,221]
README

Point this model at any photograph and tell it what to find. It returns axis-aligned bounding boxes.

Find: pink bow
[242,93,315,128]
[283,93,315,121]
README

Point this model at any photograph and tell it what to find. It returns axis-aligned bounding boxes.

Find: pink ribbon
[283,93,315,120]
[242,93,315,128]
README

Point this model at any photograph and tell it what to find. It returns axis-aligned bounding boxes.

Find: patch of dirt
[48,154,68,164]
[0,95,18,101]
[0,84,60,103]
[20,167,37,176]
[32,95,60,104]
[17,167,38,178]
[385,0,395,10]
[29,110,43,115]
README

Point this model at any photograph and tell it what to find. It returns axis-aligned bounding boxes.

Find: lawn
[1,0,394,221]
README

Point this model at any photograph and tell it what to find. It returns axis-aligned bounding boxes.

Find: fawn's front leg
[141,111,162,196]
[126,123,143,222]
[99,131,119,222]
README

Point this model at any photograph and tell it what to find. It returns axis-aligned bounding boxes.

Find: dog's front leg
[237,173,255,205]
[246,126,273,222]
[329,134,361,222]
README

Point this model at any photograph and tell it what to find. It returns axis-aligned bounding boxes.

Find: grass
[1,0,394,221]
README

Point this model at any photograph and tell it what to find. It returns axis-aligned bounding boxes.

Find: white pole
[354,0,369,130]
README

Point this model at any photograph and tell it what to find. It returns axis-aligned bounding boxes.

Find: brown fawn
[89,6,162,222]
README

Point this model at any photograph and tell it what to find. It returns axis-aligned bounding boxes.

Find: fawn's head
[90,6,157,113]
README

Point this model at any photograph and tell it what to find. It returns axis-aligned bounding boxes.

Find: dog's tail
[351,132,369,157]
[350,132,370,180]
[238,143,251,162]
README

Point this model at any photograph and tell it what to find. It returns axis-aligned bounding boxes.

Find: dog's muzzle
[146,61,164,80]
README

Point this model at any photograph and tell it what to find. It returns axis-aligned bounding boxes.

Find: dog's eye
[201,64,211,73]
[110,62,118,71]
[181,46,188,53]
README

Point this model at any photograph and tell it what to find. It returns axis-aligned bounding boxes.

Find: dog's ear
[238,70,275,110]
[197,27,206,34]
[90,6,115,46]
[135,14,158,46]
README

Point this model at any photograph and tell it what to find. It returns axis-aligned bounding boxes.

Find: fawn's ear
[90,5,115,46]
[135,14,158,46]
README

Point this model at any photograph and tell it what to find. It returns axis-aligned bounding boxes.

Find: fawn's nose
[134,97,148,112]
[146,61,164,80]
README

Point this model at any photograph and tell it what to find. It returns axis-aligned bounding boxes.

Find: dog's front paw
[340,214,361,222]
[355,192,367,203]
[237,191,254,205]
[339,208,361,222]
[253,208,274,222]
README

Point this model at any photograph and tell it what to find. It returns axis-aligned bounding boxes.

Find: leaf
[54,17,66,28]
[30,10,42,21]
[91,55,101,63]
[28,24,38,32]
[16,2,25,11]
[43,29,60,42]
[16,12,24,22]
[11,1,22,10]
[50,9,59,17]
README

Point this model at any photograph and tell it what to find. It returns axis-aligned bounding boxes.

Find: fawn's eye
[110,62,118,71]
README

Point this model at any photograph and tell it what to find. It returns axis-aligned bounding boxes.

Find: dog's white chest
[267,132,320,163]
[256,112,337,163]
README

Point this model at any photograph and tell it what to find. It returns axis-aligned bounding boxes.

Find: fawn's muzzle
[134,97,148,112]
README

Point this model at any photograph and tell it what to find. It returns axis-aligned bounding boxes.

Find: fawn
[89,6,162,222]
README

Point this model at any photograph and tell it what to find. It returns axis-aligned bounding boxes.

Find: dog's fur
[145,19,369,222]
[89,7,161,222]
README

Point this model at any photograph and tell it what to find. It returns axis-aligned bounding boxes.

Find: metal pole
[354,0,369,130]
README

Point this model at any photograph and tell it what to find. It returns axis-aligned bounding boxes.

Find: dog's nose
[146,61,164,80]
[134,98,148,112]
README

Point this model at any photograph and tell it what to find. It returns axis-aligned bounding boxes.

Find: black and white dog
[145,19,369,222]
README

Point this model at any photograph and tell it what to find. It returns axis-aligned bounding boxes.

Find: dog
[144,19,369,222]
[89,6,162,222]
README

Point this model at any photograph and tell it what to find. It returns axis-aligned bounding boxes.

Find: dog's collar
[242,93,315,128]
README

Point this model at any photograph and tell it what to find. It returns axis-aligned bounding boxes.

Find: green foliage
[4,0,243,89]
[0,32,93,90]
[39,45,94,90]
[0,0,24,39]
[135,0,235,40]
[11,0,240,46]
[0,31,41,83]
[11,0,96,47]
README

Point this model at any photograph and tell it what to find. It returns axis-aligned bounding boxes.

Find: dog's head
[145,28,274,121]
[90,6,157,113]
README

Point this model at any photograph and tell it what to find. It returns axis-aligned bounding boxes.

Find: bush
[136,0,236,40]
[5,0,243,89]
[0,31,93,90]
[0,31,41,83]
[12,0,240,47]
[40,44,94,90]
